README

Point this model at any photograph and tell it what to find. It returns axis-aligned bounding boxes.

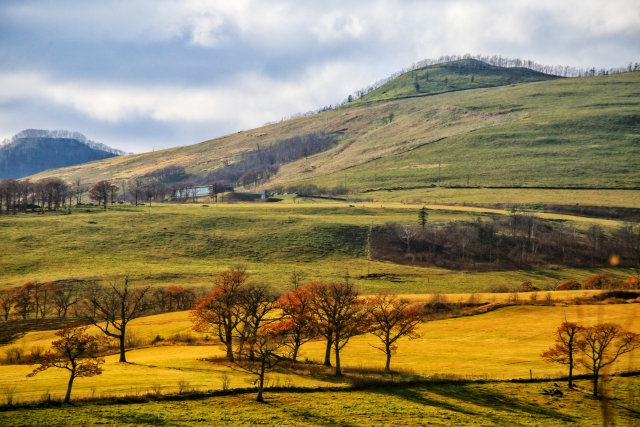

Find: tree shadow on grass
[370,383,575,425]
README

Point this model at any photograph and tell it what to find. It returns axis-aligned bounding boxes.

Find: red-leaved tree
[27,326,107,403]
[274,284,318,361]
[191,266,248,362]
[541,321,584,389]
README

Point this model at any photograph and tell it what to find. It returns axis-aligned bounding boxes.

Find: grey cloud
[0,0,638,153]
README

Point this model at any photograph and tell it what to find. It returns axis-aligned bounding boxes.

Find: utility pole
[438,157,441,187]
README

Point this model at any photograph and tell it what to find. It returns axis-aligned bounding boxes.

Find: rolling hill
[0,130,125,180]
[25,60,640,190]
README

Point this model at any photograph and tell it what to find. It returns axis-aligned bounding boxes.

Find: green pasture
[286,72,640,190]
[0,202,635,293]
[2,377,639,426]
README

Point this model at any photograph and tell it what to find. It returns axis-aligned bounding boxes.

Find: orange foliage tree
[367,293,424,372]
[191,266,248,362]
[580,323,640,397]
[274,284,318,362]
[541,321,584,389]
[27,326,107,403]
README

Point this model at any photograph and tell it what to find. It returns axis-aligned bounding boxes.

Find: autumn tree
[81,276,151,362]
[367,293,424,371]
[235,322,293,403]
[27,326,106,404]
[580,323,640,397]
[275,285,317,361]
[0,288,15,321]
[88,180,111,210]
[541,321,585,389]
[191,266,248,362]
[310,281,369,375]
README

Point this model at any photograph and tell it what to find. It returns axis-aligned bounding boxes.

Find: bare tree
[397,225,418,253]
[81,276,151,363]
[367,293,424,371]
[127,178,144,206]
[310,281,369,375]
[580,323,640,397]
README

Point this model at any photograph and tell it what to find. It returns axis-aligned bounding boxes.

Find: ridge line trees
[81,276,151,363]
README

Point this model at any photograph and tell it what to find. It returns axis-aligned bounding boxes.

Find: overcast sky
[0,1,638,153]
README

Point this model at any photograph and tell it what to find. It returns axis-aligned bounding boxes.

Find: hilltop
[25,61,640,190]
[0,130,126,180]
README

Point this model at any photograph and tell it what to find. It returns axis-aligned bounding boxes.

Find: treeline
[0,280,201,322]
[204,133,338,189]
[372,214,640,270]
[0,178,77,213]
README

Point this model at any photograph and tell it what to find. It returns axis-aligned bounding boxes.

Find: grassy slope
[353,58,558,103]
[27,68,640,191]
[0,304,638,420]
[0,203,634,292]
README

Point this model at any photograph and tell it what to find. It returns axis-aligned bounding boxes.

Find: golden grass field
[1,302,638,404]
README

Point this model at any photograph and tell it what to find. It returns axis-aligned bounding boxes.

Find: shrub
[556,280,582,291]
[584,274,610,290]
[519,281,540,292]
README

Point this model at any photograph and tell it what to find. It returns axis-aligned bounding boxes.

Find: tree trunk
[226,339,235,362]
[385,344,392,372]
[568,354,573,389]
[323,335,333,366]
[334,333,342,376]
[256,362,265,403]
[593,373,599,398]
[64,371,75,404]
[119,333,127,363]
[292,344,299,362]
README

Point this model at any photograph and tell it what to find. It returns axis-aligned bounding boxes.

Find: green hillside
[26,64,640,190]
[355,58,558,103]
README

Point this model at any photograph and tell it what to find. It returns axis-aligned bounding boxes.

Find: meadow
[0,198,636,293]
[1,377,639,426]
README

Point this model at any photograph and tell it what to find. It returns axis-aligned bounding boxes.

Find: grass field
[2,377,639,426]
[1,303,638,404]
[0,202,635,293]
